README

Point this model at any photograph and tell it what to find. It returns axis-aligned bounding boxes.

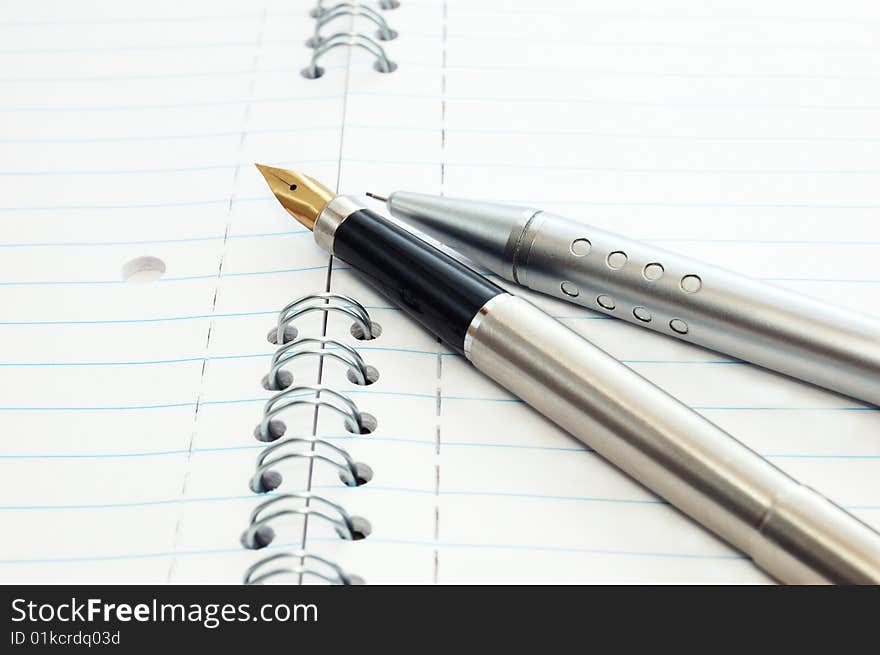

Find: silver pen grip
[466,294,880,584]
[517,212,880,405]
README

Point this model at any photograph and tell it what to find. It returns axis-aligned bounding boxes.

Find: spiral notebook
[2,0,879,584]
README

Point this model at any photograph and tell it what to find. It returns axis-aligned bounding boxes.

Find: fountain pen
[369,192,880,407]
[256,164,880,584]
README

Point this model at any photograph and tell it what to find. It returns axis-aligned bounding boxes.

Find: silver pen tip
[365,192,389,203]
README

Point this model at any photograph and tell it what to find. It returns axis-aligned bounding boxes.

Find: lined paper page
[326,0,880,583]
[1,0,879,585]
[0,0,369,582]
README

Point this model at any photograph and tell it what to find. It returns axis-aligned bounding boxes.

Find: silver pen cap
[382,192,536,280]
[378,191,880,407]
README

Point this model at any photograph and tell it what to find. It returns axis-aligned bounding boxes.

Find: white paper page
[2,0,879,586]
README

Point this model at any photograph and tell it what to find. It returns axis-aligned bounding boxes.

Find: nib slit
[254,163,335,232]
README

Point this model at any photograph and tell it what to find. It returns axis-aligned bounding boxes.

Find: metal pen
[371,192,880,406]
[257,164,880,583]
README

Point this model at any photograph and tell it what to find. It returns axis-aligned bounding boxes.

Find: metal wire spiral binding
[275,292,376,345]
[243,293,379,585]
[249,436,373,492]
[265,336,371,391]
[244,551,364,585]
[307,4,398,47]
[302,33,397,78]
[258,383,369,441]
[302,1,399,78]
[242,492,370,548]
[312,0,400,19]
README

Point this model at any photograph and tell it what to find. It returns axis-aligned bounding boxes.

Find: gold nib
[255,163,335,231]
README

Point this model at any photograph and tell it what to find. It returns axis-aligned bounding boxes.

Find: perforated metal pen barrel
[257,166,880,584]
[382,193,880,407]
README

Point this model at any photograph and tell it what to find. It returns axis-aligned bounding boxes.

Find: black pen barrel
[327,205,503,354]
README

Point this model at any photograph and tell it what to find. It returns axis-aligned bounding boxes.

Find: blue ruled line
[0,229,308,248]
[0,198,230,211]
[7,60,880,84]
[0,434,878,461]
[0,537,752,566]
[0,5,876,27]
[0,355,745,368]
[0,273,877,288]
[4,90,880,113]
[0,344,460,367]
[0,93,343,112]
[0,305,405,326]
[0,264,344,287]
[5,197,880,213]
[0,390,873,412]
[2,30,880,56]
[0,125,338,144]
[4,123,880,146]
[6,157,880,177]
[0,157,336,176]
[0,484,875,513]
[0,231,876,249]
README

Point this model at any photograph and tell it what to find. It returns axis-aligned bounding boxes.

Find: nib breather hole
[289,184,297,191]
